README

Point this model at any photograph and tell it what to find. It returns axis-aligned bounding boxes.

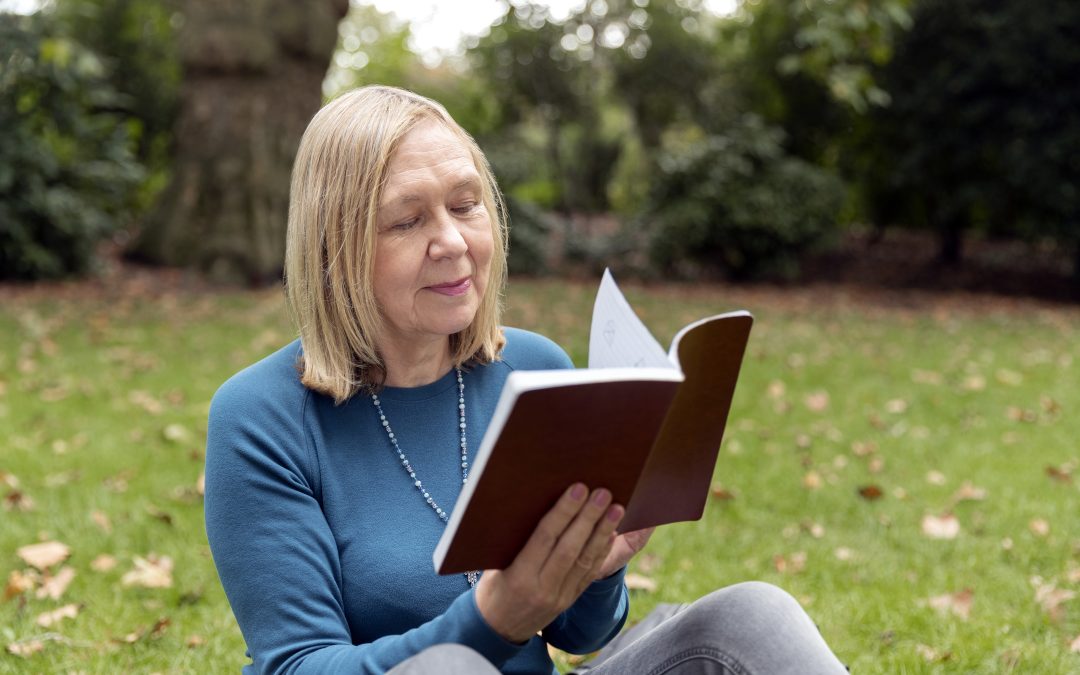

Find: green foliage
[0,13,144,280]
[50,0,180,179]
[864,0,1080,262]
[646,116,845,280]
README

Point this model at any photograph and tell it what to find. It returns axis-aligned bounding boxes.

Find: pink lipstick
[428,277,472,296]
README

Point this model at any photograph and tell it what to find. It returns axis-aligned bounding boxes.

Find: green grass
[2,278,1079,673]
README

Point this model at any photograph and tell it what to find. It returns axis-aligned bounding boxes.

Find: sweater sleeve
[204,375,527,674]
[542,567,629,654]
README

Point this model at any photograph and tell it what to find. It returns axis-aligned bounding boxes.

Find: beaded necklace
[371,368,480,588]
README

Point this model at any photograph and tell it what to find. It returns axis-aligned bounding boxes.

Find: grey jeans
[386,581,848,674]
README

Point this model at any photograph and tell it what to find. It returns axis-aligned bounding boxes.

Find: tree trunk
[132,0,348,283]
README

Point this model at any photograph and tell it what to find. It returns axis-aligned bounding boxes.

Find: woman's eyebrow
[381,176,481,209]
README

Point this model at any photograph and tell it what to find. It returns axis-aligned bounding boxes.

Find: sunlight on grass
[2,278,1079,673]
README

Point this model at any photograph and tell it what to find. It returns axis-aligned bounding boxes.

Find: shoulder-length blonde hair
[285,85,507,403]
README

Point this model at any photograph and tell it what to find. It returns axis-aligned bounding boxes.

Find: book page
[588,269,671,370]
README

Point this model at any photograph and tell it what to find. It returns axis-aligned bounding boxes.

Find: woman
[205,85,847,674]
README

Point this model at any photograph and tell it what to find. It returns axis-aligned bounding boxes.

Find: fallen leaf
[868,456,885,473]
[1067,567,1080,584]
[834,547,854,561]
[91,554,118,573]
[145,504,174,526]
[36,566,75,600]
[851,440,877,457]
[774,551,807,574]
[1069,634,1080,653]
[996,369,1023,385]
[624,573,657,593]
[915,643,952,662]
[634,552,661,575]
[950,482,987,503]
[121,555,173,589]
[926,589,974,620]
[91,510,112,533]
[926,470,946,485]
[709,483,735,501]
[186,634,206,648]
[6,639,44,657]
[963,375,986,391]
[3,490,34,511]
[0,471,18,488]
[16,541,71,571]
[5,568,39,599]
[858,484,884,501]
[802,471,822,490]
[1046,464,1074,484]
[921,513,961,540]
[1032,577,1076,623]
[804,391,829,412]
[103,469,134,493]
[885,398,908,414]
[162,423,191,443]
[1029,519,1050,538]
[35,603,80,627]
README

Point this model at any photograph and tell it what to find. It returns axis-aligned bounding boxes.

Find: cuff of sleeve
[583,565,627,594]
[440,588,529,667]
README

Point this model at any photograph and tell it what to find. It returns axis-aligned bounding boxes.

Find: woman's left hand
[597,527,655,579]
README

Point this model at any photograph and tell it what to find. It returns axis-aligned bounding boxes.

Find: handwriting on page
[588,269,671,369]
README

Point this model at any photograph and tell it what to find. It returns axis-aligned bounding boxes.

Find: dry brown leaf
[773,551,807,574]
[851,440,877,457]
[926,589,973,620]
[926,470,946,485]
[6,639,44,657]
[1046,464,1074,484]
[36,566,75,600]
[91,510,112,533]
[186,634,206,648]
[16,541,70,571]
[121,554,173,589]
[35,603,80,627]
[1069,634,1080,653]
[5,568,39,600]
[1032,577,1076,623]
[3,490,34,511]
[868,456,885,474]
[804,391,829,412]
[950,482,988,503]
[858,484,884,501]
[624,573,658,593]
[834,547,854,561]
[709,483,735,501]
[0,471,18,489]
[921,513,961,540]
[1066,567,1080,584]
[885,398,908,414]
[91,554,118,573]
[1029,519,1050,538]
[767,380,786,399]
[802,471,822,490]
[915,643,952,662]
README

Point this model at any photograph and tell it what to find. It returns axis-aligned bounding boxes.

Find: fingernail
[607,505,624,522]
[570,484,587,500]
[592,488,610,506]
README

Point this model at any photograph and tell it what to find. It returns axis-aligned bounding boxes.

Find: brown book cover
[434,312,753,575]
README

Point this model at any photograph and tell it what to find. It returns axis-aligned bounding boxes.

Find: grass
[2,277,1079,673]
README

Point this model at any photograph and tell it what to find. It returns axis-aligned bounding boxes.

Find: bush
[646,116,846,280]
[0,13,144,280]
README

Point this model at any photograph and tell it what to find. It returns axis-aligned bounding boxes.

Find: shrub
[646,116,846,279]
[0,13,143,280]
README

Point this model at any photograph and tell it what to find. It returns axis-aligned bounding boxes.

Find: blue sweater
[205,328,629,674]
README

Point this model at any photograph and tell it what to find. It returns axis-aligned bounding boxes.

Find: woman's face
[372,120,494,354]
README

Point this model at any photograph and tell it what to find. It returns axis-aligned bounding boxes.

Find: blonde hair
[284,85,507,403]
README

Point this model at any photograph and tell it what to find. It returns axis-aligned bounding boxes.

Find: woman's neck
[379,336,453,388]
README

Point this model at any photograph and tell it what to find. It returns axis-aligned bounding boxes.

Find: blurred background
[2,0,1078,297]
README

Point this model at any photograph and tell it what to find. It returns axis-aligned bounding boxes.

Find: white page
[588,269,672,370]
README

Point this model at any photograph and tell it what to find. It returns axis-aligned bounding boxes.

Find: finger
[568,504,624,591]
[538,487,613,587]
[511,483,589,573]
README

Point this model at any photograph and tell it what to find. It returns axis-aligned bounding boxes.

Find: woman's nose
[428,209,468,259]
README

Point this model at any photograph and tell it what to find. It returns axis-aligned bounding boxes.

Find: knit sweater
[205,328,629,674]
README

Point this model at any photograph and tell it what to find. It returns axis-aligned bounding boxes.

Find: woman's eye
[452,202,478,215]
[393,217,420,231]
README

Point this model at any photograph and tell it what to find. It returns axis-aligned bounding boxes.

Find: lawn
[2,276,1079,673]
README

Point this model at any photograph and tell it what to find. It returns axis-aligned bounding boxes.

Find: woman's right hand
[474,483,624,644]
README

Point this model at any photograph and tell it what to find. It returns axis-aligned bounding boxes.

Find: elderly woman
[205,85,847,674]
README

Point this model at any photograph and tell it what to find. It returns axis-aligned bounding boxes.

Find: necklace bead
[371,368,479,587]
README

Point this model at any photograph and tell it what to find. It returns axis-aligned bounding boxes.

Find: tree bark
[133,0,348,283]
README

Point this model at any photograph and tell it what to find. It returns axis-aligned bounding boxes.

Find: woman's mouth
[427,277,472,296]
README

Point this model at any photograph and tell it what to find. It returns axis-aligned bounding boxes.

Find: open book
[434,270,753,575]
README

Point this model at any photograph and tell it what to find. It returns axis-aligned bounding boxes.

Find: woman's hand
[474,483,623,644]
[597,527,655,579]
